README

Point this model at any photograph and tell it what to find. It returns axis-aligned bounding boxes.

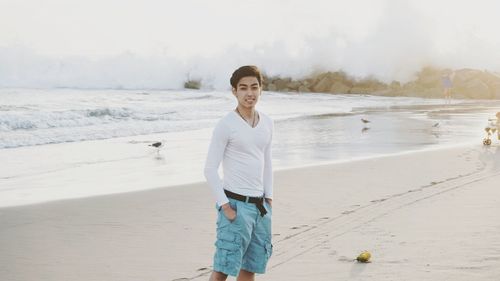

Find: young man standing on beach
[204,65,274,281]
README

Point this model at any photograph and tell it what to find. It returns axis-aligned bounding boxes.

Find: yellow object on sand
[356,251,372,263]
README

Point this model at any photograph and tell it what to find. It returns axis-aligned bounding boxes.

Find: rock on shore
[261,67,500,99]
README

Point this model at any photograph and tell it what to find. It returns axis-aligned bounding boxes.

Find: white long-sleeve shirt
[204,111,274,207]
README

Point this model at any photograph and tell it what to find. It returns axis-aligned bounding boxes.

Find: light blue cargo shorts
[213,197,273,276]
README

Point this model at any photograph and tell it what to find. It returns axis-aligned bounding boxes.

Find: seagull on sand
[149,141,165,154]
[361,118,371,124]
[149,142,163,148]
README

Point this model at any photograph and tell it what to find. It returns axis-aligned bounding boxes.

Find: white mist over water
[1,0,500,89]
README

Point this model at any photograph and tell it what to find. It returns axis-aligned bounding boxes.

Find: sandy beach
[1,142,499,281]
[4,1,500,280]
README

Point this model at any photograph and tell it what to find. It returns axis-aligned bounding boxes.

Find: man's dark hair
[230,65,263,88]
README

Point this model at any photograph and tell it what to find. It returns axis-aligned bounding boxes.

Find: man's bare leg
[237,269,255,281]
[209,271,228,281]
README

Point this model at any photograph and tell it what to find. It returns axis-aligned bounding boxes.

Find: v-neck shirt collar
[232,110,260,129]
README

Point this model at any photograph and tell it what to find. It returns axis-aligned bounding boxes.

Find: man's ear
[232,88,237,96]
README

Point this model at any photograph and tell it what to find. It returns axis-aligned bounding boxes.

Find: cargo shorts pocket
[214,229,242,274]
[250,240,272,274]
[265,240,273,259]
[216,201,238,227]
[265,201,272,216]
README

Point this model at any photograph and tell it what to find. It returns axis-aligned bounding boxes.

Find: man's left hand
[265,198,272,207]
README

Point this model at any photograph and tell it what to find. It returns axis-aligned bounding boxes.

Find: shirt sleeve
[263,119,274,199]
[204,121,230,207]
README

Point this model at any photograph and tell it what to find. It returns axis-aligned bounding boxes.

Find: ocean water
[0,88,456,149]
[1,88,499,207]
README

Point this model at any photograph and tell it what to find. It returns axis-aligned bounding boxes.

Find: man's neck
[236,105,256,119]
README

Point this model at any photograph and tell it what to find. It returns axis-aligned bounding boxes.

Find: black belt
[224,190,267,217]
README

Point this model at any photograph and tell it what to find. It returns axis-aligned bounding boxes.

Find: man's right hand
[221,203,237,222]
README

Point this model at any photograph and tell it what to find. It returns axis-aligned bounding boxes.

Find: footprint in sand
[290,224,309,230]
[338,256,354,262]
[385,259,409,264]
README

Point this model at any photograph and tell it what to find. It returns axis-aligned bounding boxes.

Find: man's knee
[238,269,255,280]
[210,271,228,281]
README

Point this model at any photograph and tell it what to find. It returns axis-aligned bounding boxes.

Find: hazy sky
[1,0,499,88]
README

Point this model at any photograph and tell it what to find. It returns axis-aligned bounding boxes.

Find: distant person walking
[441,71,454,104]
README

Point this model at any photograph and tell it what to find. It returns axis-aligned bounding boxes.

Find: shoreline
[0,140,482,210]
[273,139,479,172]
[1,97,497,208]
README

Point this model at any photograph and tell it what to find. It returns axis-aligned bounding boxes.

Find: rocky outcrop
[184,80,201,89]
[350,78,386,94]
[455,78,490,99]
[312,75,334,92]
[185,67,500,99]
[490,82,500,99]
[263,67,500,99]
[398,67,500,99]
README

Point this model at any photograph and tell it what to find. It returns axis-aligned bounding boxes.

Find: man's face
[232,76,261,109]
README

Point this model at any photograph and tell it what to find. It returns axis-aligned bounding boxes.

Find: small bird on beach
[362,127,370,133]
[361,118,371,124]
[432,122,440,127]
[149,142,163,148]
[149,141,165,155]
